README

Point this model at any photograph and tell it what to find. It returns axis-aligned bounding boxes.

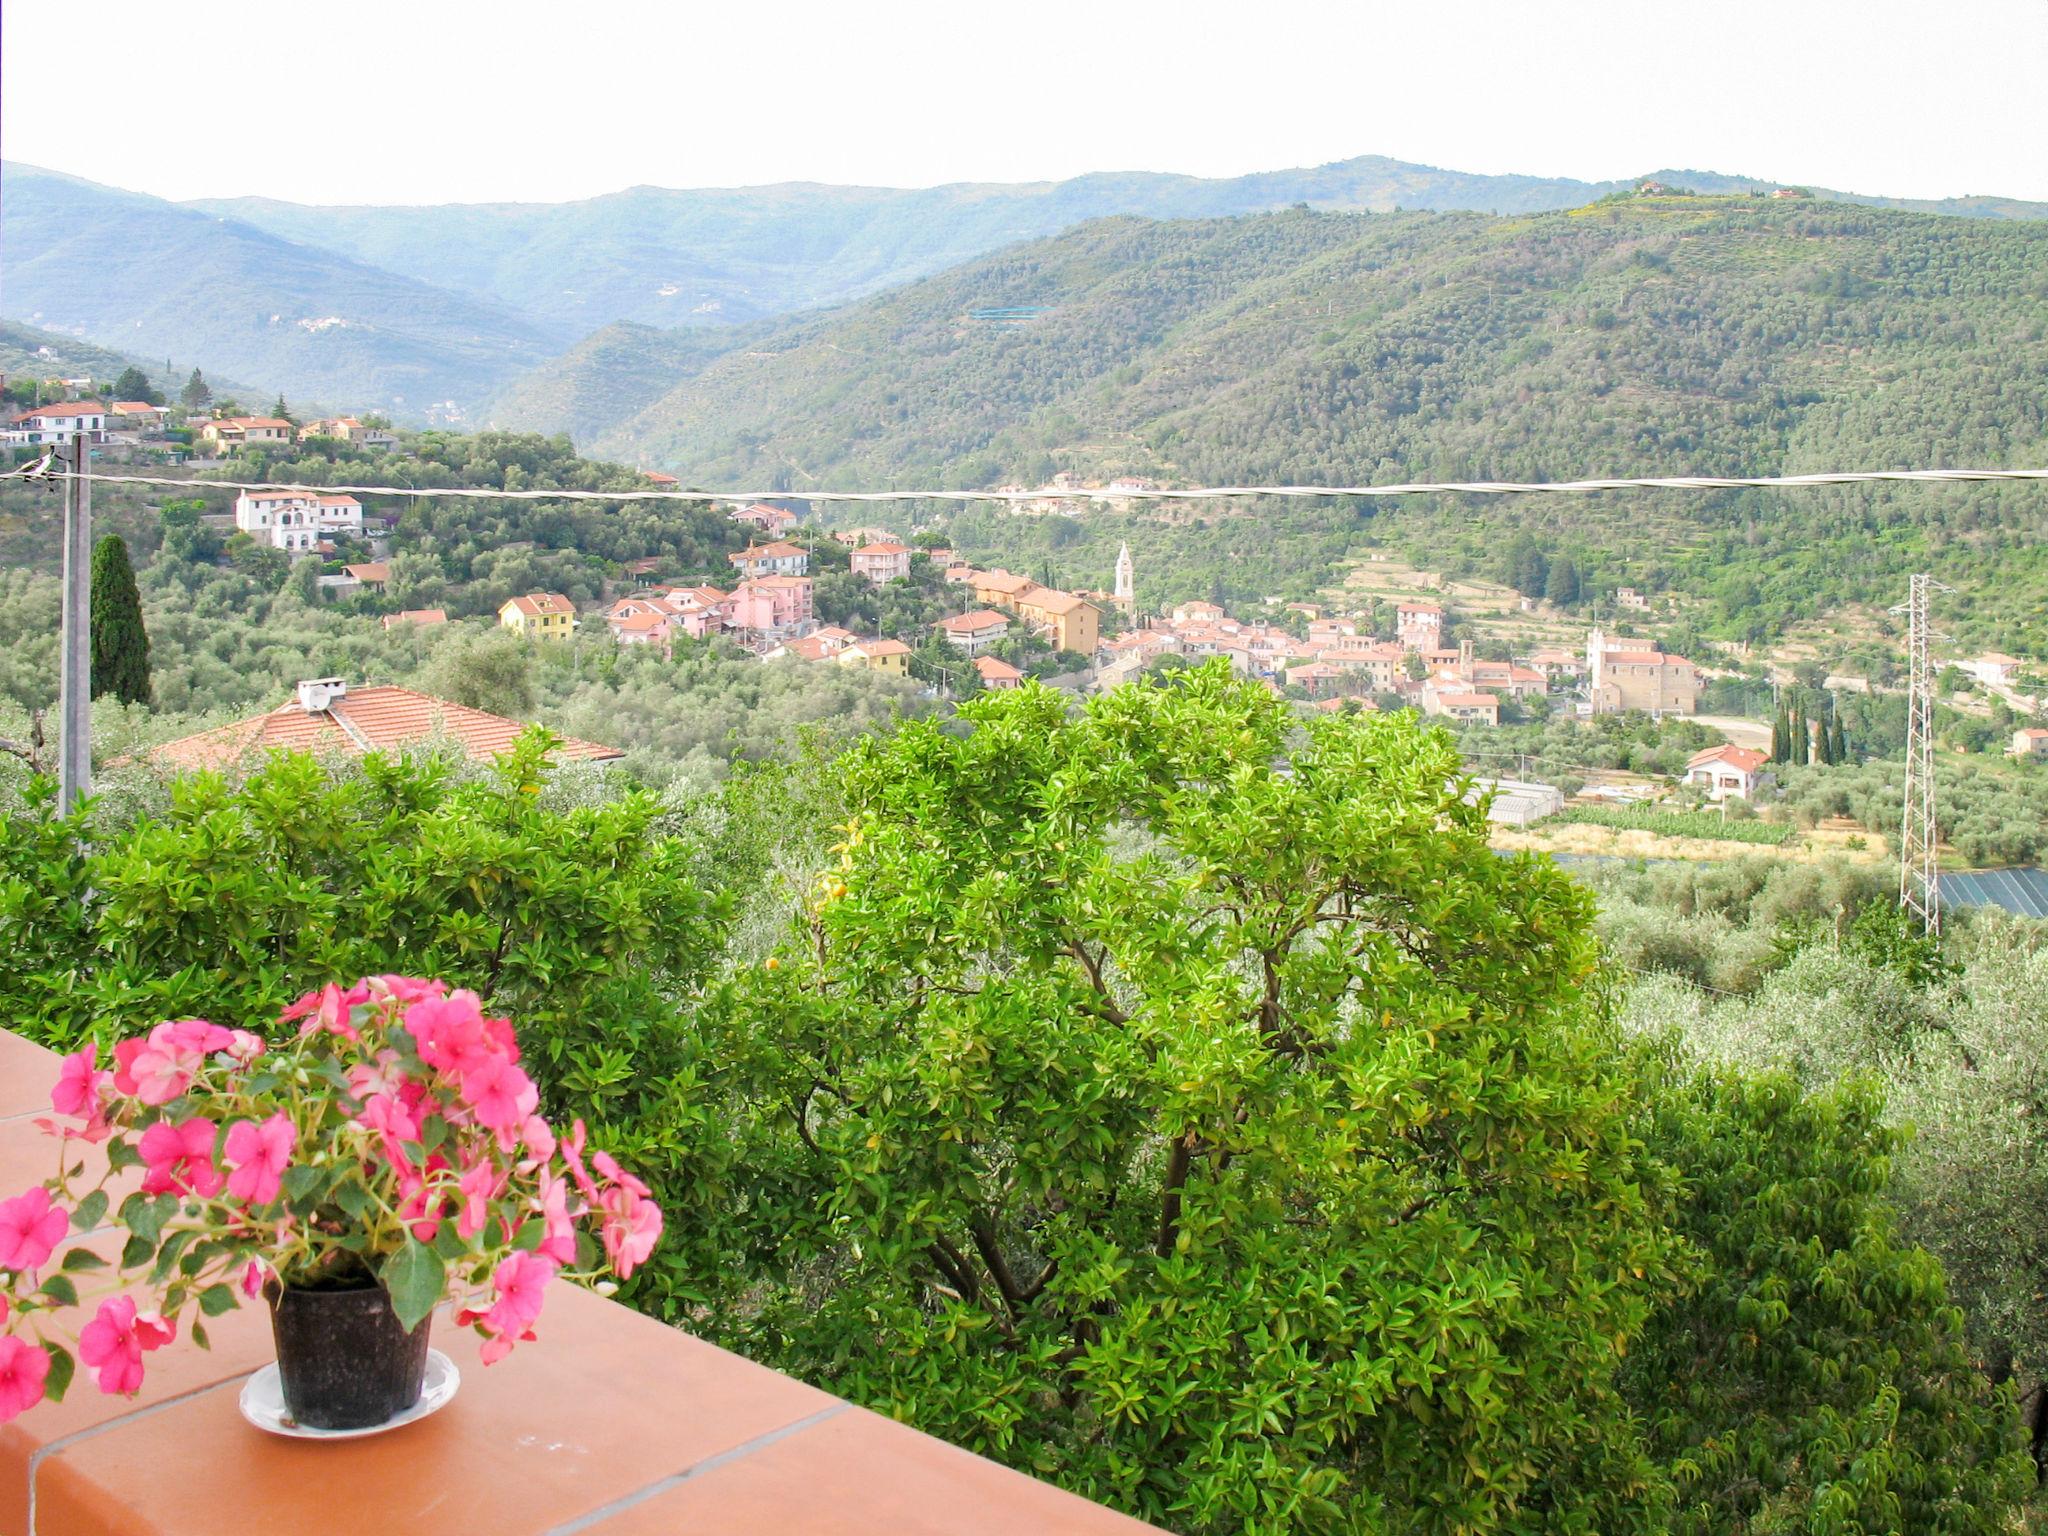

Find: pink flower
[466,1251,556,1364]
[371,975,447,1006]
[560,1119,599,1203]
[596,1182,663,1280]
[346,1049,406,1102]
[518,1115,555,1165]
[0,1186,70,1273]
[532,1169,578,1266]
[397,1181,445,1243]
[407,991,502,1078]
[138,1117,223,1199]
[0,1336,50,1422]
[50,1045,114,1138]
[454,1160,501,1241]
[77,1295,170,1397]
[284,981,369,1040]
[459,1056,538,1148]
[224,1030,266,1065]
[223,1113,295,1208]
[157,1019,234,1057]
[241,1258,272,1299]
[113,1020,228,1107]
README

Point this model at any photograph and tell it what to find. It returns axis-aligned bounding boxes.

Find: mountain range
[5,155,2046,425]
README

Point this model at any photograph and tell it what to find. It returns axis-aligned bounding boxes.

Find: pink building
[725,576,815,642]
[850,542,912,584]
[1396,603,1444,653]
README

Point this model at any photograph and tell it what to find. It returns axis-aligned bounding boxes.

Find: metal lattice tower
[1893,573,1944,934]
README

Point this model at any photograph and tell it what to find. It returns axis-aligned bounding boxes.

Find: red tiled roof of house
[505,592,575,617]
[1435,691,1497,708]
[1687,745,1768,772]
[20,402,108,420]
[342,563,389,583]
[213,416,293,430]
[1019,586,1093,616]
[146,686,622,771]
[1397,602,1444,615]
[850,638,912,657]
[974,570,1036,596]
[974,655,1025,682]
[938,610,1010,633]
[852,542,910,557]
[110,401,160,414]
[381,609,446,630]
[730,541,807,562]
[642,471,680,486]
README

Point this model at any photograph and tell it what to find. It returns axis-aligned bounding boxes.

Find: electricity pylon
[1891,573,1947,935]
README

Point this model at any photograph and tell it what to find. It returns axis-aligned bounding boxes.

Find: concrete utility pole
[58,434,92,812]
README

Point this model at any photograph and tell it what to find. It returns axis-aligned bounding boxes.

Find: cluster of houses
[1,401,397,454]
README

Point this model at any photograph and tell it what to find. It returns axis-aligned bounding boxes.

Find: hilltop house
[2013,728,2048,759]
[763,626,860,662]
[1586,628,1699,716]
[974,655,1025,690]
[970,570,1100,655]
[725,576,814,645]
[302,417,399,451]
[1961,653,2027,689]
[200,416,294,451]
[233,490,364,553]
[728,541,810,579]
[145,679,621,771]
[1396,603,1444,653]
[936,610,1011,655]
[730,502,797,534]
[6,402,109,445]
[838,639,913,676]
[604,596,684,648]
[381,609,447,631]
[850,542,913,584]
[1685,744,1768,799]
[1420,685,1500,726]
[499,592,577,639]
[108,401,170,433]
[662,585,733,639]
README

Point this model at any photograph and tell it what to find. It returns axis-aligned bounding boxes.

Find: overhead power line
[7,458,2048,504]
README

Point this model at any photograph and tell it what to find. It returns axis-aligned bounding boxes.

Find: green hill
[188,156,2048,338]
[2,164,570,419]
[483,320,769,450]
[0,319,270,409]
[568,198,2048,648]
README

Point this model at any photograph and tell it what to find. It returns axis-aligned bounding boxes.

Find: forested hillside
[577,197,2048,644]
[1,164,568,414]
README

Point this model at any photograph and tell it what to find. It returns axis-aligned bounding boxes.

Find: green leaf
[509,1218,542,1253]
[104,1139,141,1172]
[121,1233,155,1269]
[119,1191,176,1246]
[42,1343,74,1404]
[191,1320,211,1351]
[37,1275,78,1307]
[430,1221,468,1262]
[150,1227,199,1283]
[70,1189,109,1232]
[197,1283,237,1317]
[60,1247,108,1273]
[332,1179,373,1221]
[280,1163,327,1206]
[380,1236,446,1334]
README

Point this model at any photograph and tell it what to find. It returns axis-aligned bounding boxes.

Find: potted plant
[0,976,662,1431]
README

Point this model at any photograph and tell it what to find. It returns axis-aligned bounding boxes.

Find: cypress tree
[89,535,151,704]
[1789,705,1807,765]
[1830,716,1848,764]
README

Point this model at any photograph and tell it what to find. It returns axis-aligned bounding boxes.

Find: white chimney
[296,677,348,713]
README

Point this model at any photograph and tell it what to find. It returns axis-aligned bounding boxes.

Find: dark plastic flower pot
[267,1280,432,1431]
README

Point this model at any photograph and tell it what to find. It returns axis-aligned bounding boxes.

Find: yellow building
[967,570,1100,657]
[499,592,577,640]
[838,639,913,677]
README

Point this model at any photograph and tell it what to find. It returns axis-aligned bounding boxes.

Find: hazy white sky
[7,0,2046,206]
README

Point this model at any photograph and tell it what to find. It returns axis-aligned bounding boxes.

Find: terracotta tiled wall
[0,1029,1161,1535]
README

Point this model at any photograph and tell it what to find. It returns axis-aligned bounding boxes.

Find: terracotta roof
[504,592,575,618]
[974,655,1025,682]
[770,635,840,661]
[1018,586,1093,616]
[146,686,622,771]
[731,541,808,562]
[1434,691,1497,708]
[317,495,361,508]
[1687,745,1768,772]
[938,610,1010,633]
[110,401,161,414]
[1397,602,1444,615]
[642,471,679,486]
[342,563,389,582]
[974,570,1036,596]
[380,609,446,629]
[846,639,913,659]
[749,575,812,591]
[610,611,672,633]
[852,542,911,557]
[213,416,292,430]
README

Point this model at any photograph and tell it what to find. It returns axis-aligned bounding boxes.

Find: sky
[6,0,2047,207]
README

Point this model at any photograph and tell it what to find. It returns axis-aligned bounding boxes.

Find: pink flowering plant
[0,977,662,1422]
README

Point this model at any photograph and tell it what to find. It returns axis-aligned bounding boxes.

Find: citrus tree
[719,664,1677,1532]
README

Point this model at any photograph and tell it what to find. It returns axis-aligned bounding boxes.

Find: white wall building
[234,490,365,553]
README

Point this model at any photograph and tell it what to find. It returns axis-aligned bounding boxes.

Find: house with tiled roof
[729,541,810,579]
[108,401,169,432]
[724,577,814,645]
[839,638,913,676]
[849,542,912,584]
[1586,628,1698,716]
[6,402,109,446]
[974,655,1025,690]
[500,592,577,640]
[730,502,797,533]
[1421,687,1500,726]
[1396,602,1445,652]
[144,679,622,773]
[2013,728,2048,759]
[380,609,447,631]
[1685,744,1769,800]
[200,416,294,451]
[233,490,364,554]
[935,610,1011,655]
